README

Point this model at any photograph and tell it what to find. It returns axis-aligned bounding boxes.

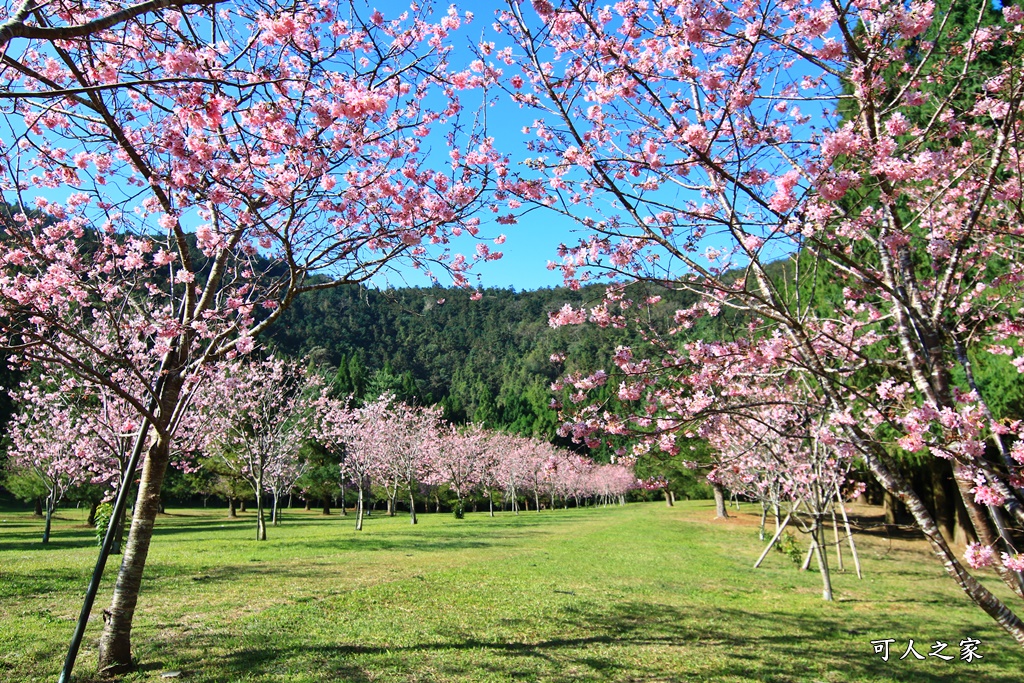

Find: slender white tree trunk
[812,519,833,601]
[255,478,266,542]
[356,483,364,531]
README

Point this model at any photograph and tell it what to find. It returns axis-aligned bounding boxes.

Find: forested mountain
[265,283,656,442]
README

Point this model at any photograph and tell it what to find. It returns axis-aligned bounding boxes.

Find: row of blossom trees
[5,354,640,545]
[315,392,638,530]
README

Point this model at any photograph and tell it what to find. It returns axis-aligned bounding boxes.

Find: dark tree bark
[42,495,54,544]
[883,490,901,526]
[928,458,955,543]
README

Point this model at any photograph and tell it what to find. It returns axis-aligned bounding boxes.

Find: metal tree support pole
[58,403,157,683]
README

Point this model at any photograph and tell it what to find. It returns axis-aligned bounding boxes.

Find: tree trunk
[812,519,834,601]
[356,484,364,531]
[408,488,418,525]
[883,490,900,526]
[339,481,347,516]
[304,498,311,511]
[42,494,54,544]
[256,502,266,540]
[87,502,99,527]
[321,498,330,515]
[666,489,674,507]
[239,499,247,513]
[929,458,955,543]
[713,482,729,518]
[97,433,173,674]
[489,492,494,517]
[33,497,43,517]
[534,489,541,513]
[271,492,280,526]
[228,498,237,518]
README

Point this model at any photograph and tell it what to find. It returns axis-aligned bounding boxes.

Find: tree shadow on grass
[0,566,91,600]
[144,599,1022,683]
[0,528,97,552]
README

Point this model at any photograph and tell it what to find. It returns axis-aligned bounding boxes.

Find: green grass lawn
[1,500,1022,682]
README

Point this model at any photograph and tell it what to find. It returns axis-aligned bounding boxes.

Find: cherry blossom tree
[495,0,1024,643]
[491,433,534,513]
[3,357,178,544]
[364,397,440,524]
[704,381,859,600]
[552,452,594,509]
[0,1,504,674]
[199,356,316,541]
[426,422,490,512]
[588,461,637,506]
[265,452,308,526]
[313,394,366,528]
[5,380,114,544]
[474,429,505,517]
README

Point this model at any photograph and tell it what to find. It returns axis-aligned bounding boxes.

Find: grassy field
[1,500,1023,683]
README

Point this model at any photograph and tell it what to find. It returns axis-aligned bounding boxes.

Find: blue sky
[367,0,582,292]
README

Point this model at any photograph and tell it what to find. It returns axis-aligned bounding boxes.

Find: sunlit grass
[1,500,1022,682]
